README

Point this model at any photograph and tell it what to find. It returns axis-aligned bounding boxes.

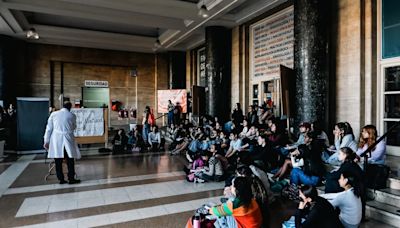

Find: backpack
[281,183,300,201]
[148,109,155,125]
[366,164,390,190]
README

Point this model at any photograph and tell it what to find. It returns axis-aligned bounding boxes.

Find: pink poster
[157,90,187,113]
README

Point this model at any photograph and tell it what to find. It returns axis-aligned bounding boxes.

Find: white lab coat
[43,108,81,159]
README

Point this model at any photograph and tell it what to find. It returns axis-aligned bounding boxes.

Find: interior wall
[334,0,377,136]
[17,43,168,127]
[231,26,240,110]
[187,0,378,136]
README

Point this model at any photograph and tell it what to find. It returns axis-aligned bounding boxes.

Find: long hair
[342,171,361,198]
[236,166,268,206]
[300,185,318,201]
[233,176,254,207]
[358,125,377,149]
[336,122,354,140]
[340,147,357,162]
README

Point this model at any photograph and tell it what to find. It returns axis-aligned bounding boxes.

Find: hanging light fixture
[26,28,39,39]
[154,39,161,49]
[153,28,161,51]
[198,0,209,18]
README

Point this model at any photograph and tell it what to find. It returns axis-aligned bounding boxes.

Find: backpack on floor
[281,183,300,201]
[366,164,390,190]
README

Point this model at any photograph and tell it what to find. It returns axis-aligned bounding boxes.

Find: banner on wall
[250,6,294,79]
[157,90,187,114]
[71,108,104,137]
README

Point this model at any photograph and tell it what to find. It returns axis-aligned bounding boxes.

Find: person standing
[142,106,151,144]
[43,101,81,184]
[231,103,243,127]
[167,100,174,126]
[174,102,182,125]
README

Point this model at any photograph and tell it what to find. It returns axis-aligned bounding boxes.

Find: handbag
[282,183,300,201]
[365,164,390,190]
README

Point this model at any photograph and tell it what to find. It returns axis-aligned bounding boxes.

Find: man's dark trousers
[55,150,75,181]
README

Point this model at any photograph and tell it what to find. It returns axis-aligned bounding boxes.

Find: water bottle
[193,213,201,228]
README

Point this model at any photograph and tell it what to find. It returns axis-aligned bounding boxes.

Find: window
[382,0,400,58]
[382,66,400,146]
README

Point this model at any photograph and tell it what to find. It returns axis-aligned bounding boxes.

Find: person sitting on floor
[210,176,263,228]
[325,147,364,193]
[323,122,357,165]
[311,121,330,147]
[295,185,343,228]
[184,152,206,182]
[355,124,386,165]
[281,122,311,156]
[321,171,362,228]
[225,132,242,159]
[148,125,161,152]
[273,131,317,181]
[112,129,128,153]
[195,144,224,182]
[289,133,326,186]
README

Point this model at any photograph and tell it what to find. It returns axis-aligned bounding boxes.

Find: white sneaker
[194,178,205,183]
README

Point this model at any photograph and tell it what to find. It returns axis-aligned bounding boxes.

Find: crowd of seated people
[109,101,387,227]
[181,102,387,228]
[111,124,163,153]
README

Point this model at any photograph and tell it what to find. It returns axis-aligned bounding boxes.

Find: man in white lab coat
[43,101,81,184]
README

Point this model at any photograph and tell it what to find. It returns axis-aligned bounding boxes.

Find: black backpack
[365,164,390,190]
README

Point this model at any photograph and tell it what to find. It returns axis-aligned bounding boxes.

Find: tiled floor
[0,163,10,175]
[0,151,396,227]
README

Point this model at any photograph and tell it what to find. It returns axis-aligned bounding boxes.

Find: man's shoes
[59,180,67,184]
[68,179,81,184]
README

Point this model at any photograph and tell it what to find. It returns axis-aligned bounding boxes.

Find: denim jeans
[290,168,319,186]
[167,111,174,125]
[280,147,290,156]
[340,217,360,228]
[142,123,150,143]
[199,173,222,182]
[214,215,237,228]
[324,152,342,166]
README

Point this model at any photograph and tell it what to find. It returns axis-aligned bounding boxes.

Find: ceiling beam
[165,0,242,48]
[3,0,186,30]
[232,0,286,24]
[28,37,155,53]
[0,15,14,34]
[59,0,200,20]
[27,25,156,47]
[0,1,23,33]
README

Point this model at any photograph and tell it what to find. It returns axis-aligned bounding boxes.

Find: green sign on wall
[82,87,109,108]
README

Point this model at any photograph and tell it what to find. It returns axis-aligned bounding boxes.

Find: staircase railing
[155,113,168,126]
[360,121,400,171]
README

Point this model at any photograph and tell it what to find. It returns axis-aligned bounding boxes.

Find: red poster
[157,90,187,114]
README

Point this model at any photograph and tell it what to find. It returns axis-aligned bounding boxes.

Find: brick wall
[17,43,168,127]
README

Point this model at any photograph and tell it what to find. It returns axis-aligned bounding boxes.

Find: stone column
[205,26,231,121]
[294,0,330,129]
[0,35,23,104]
[168,51,186,89]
